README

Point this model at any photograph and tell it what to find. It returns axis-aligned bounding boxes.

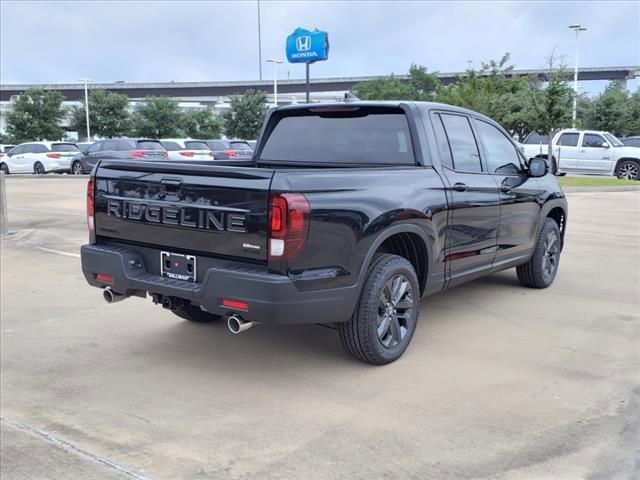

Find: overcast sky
[1,0,638,94]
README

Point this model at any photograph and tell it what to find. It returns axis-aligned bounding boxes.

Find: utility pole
[568,24,587,128]
[257,0,263,80]
[266,59,283,106]
[79,78,92,140]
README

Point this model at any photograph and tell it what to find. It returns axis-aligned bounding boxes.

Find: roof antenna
[344,91,359,103]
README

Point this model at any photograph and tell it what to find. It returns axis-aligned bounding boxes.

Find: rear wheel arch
[360,225,431,296]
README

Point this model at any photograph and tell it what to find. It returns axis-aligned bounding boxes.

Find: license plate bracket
[161,251,196,282]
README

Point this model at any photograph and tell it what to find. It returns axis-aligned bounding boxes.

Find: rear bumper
[81,243,358,325]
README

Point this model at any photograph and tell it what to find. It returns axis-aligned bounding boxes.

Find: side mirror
[528,157,548,178]
[601,142,610,149]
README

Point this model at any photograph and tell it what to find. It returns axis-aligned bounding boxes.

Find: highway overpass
[1,66,639,102]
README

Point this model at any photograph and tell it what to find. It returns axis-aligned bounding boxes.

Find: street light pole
[79,78,92,140]
[266,59,283,106]
[568,24,587,128]
[257,0,262,80]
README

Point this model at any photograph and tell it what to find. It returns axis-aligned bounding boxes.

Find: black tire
[517,218,561,289]
[72,161,84,175]
[172,304,221,323]
[0,163,8,174]
[616,160,640,180]
[34,162,45,175]
[339,254,420,365]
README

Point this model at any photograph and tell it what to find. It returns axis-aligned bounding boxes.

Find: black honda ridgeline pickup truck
[81,102,567,364]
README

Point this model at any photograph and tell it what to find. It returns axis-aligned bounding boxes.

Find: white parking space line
[1,416,158,480]
[32,246,81,258]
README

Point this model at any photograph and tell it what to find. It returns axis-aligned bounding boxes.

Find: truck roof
[274,101,500,126]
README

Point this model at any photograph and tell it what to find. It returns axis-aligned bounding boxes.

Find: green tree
[583,81,631,137]
[629,88,640,135]
[353,64,440,101]
[529,51,573,173]
[181,109,224,139]
[436,53,538,139]
[70,89,131,140]
[131,96,184,138]
[6,87,65,142]
[223,90,267,140]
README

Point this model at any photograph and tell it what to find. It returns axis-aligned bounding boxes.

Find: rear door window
[439,113,482,172]
[259,108,415,165]
[557,133,579,147]
[31,144,49,154]
[52,143,79,152]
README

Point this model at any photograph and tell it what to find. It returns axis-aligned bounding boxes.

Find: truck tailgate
[94,160,273,261]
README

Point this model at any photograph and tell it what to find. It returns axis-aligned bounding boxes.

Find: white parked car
[521,129,640,180]
[160,139,213,161]
[0,141,80,174]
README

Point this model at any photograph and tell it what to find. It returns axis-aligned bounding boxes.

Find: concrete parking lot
[1,176,639,480]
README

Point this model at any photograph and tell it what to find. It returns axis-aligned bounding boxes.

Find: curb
[563,186,640,193]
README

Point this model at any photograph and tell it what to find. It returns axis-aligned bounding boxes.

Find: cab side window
[557,133,579,147]
[475,120,523,175]
[86,142,101,153]
[582,134,607,148]
[439,113,482,173]
[9,145,24,155]
[431,114,454,169]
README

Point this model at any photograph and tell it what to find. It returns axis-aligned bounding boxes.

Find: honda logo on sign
[296,36,311,52]
[286,27,329,64]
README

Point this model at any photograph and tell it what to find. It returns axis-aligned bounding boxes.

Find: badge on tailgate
[161,251,196,281]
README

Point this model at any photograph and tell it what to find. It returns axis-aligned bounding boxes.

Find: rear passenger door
[432,112,501,286]
[473,118,543,266]
[555,132,580,172]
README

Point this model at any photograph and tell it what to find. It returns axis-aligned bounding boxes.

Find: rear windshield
[259,108,415,165]
[136,140,164,151]
[52,143,79,152]
[185,140,209,150]
[230,141,252,151]
[161,141,182,151]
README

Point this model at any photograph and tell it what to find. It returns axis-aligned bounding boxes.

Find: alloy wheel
[542,230,560,282]
[73,162,83,175]
[618,163,638,180]
[376,274,415,348]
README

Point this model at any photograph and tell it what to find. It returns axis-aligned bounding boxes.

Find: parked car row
[0,138,256,175]
[520,129,640,180]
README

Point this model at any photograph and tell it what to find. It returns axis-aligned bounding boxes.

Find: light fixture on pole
[266,59,283,106]
[568,24,587,128]
[79,78,92,140]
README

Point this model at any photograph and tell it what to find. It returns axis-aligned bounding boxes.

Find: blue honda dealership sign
[286,27,329,64]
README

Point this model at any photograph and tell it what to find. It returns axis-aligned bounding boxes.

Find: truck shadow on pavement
[127,270,525,373]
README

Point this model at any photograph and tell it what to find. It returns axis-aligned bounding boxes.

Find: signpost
[285,27,329,103]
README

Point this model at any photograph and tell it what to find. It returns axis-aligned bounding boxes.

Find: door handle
[452,182,468,192]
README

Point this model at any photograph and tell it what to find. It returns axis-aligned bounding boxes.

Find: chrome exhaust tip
[227,315,254,334]
[103,287,127,304]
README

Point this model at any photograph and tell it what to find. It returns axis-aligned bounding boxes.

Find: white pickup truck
[521,129,640,180]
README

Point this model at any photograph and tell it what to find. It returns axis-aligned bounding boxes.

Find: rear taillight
[86,177,95,235]
[268,193,310,261]
[131,150,146,158]
[179,151,194,157]
[46,153,61,159]
[224,150,238,159]
[162,151,168,157]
